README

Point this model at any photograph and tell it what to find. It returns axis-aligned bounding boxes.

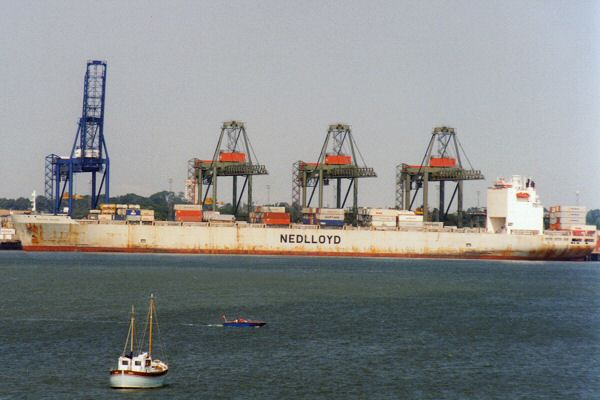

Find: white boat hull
[109,371,167,389]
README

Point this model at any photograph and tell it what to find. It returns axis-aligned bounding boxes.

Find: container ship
[12,176,597,260]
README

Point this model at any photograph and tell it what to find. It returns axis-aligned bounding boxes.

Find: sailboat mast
[130,305,135,354]
[149,294,154,356]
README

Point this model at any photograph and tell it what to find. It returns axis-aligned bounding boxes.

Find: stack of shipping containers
[397,211,424,229]
[358,208,398,228]
[301,208,345,228]
[174,204,203,222]
[549,206,587,230]
[250,206,290,225]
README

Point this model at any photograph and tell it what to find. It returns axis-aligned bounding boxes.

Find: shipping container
[126,209,141,216]
[127,204,141,210]
[174,204,203,211]
[397,215,423,222]
[318,220,344,227]
[359,208,399,217]
[549,217,585,224]
[141,209,155,216]
[430,157,457,168]
[209,214,236,222]
[219,151,246,163]
[549,205,586,213]
[98,214,113,221]
[325,154,352,165]
[255,206,285,213]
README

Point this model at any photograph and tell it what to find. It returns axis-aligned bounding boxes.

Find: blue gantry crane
[45,60,110,215]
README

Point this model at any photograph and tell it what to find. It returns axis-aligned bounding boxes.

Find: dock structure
[187,121,267,217]
[395,126,484,226]
[292,124,376,223]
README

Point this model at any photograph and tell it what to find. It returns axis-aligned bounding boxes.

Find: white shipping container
[370,221,397,227]
[0,228,16,235]
[98,214,113,221]
[174,204,203,211]
[116,204,128,209]
[369,216,397,222]
[318,208,345,215]
[140,209,155,216]
[210,214,236,222]
[549,210,587,216]
[203,211,221,221]
[317,214,344,220]
[398,221,424,227]
[397,215,423,222]
[550,205,586,213]
[550,217,585,224]
[127,204,141,210]
[126,215,141,221]
[141,216,155,222]
[397,210,416,215]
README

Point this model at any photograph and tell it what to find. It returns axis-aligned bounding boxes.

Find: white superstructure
[486,175,543,235]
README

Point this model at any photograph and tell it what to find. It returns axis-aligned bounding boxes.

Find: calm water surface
[0,252,599,399]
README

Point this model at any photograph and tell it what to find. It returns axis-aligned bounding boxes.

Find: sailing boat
[109,294,169,389]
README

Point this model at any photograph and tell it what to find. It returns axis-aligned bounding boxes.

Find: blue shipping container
[126,209,141,216]
[318,219,344,227]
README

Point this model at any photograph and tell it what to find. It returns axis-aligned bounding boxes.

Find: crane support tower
[188,121,268,217]
[395,126,484,226]
[45,60,109,216]
[292,124,376,222]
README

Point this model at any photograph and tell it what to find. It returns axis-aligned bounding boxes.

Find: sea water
[0,252,599,399]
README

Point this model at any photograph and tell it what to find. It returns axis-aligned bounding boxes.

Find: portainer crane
[45,60,110,215]
[395,126,484,226]
[292,124,376,223]
[187,121,268,217]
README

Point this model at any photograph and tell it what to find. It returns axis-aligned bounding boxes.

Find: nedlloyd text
[280,234,341,245]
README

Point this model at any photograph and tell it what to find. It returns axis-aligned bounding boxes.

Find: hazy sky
[1,1,598,210]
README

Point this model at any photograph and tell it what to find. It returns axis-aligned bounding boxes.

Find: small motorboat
[221,314,266,328]
[109,294,169,389]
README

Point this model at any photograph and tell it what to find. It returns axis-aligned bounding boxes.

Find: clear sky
[1,1,598,210]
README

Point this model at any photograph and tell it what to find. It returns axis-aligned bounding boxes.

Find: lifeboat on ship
[516,192,530,199]
[109,294,169,389]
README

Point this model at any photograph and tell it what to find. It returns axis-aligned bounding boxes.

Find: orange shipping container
[325,154,352,165]
[263,212,290,219]
[430,157,456,168]
[175,210,203,222]
[219,151,246,163]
